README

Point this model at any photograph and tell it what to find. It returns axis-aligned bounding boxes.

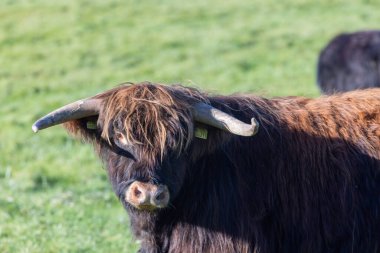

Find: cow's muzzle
[125,181,170,211]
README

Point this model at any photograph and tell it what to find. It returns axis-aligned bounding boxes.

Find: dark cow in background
[317,30,380,94]
[33,82,380,253]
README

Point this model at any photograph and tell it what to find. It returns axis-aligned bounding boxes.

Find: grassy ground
[1,0,379,252]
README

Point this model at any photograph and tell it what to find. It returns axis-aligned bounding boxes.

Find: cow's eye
[111,142,136,161]
[97,134,137,161]
[112,135,137,161]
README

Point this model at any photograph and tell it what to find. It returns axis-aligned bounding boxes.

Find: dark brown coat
[63,83,380,253]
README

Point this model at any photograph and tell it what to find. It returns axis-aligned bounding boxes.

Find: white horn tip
[32,125,39,133]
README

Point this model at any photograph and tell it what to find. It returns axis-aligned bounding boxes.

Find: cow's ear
[62,115,100,142]
[194,124,208,140]
[190,123,234,160]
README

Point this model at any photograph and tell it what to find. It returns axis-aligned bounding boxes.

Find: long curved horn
[32,98,101,132]
[192,103,259,136]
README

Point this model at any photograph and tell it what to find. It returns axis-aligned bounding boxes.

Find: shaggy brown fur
[63,82,380,253]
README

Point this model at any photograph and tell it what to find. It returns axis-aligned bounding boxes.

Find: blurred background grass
[1,0,379,252]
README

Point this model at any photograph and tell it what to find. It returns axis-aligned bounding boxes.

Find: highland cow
[317,30,380,94]
[33,82,380,253]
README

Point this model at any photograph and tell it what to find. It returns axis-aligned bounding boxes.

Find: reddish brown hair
[62,83,380,253]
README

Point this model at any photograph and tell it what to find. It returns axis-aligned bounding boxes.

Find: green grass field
[1,0,379,252]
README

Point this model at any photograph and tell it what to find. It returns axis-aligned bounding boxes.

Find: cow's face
[104,131,191,212]
[97,85,196,212]
[32,83,258,212]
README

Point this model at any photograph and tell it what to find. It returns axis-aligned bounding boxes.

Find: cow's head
[33,82,258,212]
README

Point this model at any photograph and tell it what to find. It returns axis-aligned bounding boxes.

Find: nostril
[126,182,150,206]
[152,186,169,207]
[134,187,142,198]
[155,191,165,201]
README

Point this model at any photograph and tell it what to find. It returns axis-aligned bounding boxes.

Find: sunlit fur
[63,82,380,253]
